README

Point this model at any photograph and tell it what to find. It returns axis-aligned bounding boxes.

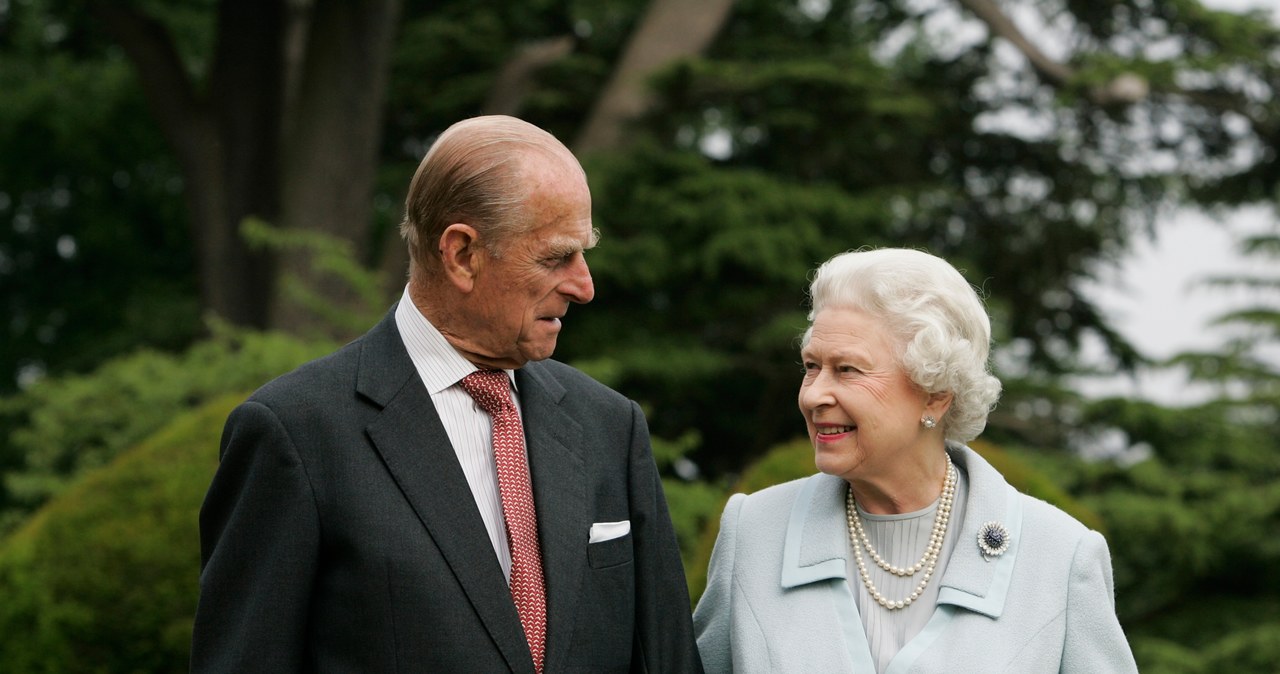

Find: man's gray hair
[400,115,583,270]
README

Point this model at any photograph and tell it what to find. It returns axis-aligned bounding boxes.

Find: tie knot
[460,370,514,416]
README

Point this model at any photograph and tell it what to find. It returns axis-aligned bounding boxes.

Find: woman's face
[798,307,935,484]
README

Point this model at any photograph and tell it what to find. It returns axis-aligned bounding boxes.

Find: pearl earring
[921,416,937,429]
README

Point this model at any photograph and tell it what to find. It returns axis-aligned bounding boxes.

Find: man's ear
[438,223,483,292]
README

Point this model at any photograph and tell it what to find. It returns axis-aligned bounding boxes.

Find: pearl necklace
[845,453,956,610]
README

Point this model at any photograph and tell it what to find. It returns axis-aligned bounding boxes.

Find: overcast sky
[1068,0,1280,405]
[1075,205,1277,404]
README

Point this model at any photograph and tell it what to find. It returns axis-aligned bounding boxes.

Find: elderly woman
[693,248,1137,673]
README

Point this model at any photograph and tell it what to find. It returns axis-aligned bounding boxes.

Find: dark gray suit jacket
[191,308,703,673]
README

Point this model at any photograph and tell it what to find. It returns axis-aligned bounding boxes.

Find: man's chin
[520,346,558,364]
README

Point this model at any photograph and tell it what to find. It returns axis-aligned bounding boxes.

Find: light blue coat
[693,444,1139,673]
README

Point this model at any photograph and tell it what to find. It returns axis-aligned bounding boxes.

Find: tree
[552,0,1280,469]
[1025,394,1280,673]
[0,0,203,396]
[1170,221,1280,404]
[85,0,401,332]
[5,0,1279,461]
[573,0,737,154]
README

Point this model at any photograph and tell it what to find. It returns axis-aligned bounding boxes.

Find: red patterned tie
[460,370,547,673]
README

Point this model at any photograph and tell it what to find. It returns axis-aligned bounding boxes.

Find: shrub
[0,393,239,673]
[0,325,334,536]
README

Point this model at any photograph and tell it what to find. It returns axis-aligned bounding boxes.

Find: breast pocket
[587,532,633,569]
[571,532,636,669]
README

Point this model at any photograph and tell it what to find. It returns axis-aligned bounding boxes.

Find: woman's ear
[438,223,482,292]
[926,390,954,421]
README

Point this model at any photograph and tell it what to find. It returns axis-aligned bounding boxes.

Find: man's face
[458,161,596,369]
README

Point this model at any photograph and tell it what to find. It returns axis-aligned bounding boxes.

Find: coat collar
[779,444,1023,619]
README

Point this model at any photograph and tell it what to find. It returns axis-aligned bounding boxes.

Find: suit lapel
[357,310,535,674]
[515,363,586,672]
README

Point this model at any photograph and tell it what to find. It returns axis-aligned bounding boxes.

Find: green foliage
[648,428,723,570]
[240,217,389,338]
[1026,395,1280,673]
[633,0,1164,379]
[0,2,199,395]
[0,393,235,673]
[0,323,334,536]
[1167,224,1280,403]
[564,144,890,472]
[970,439,1106,533]
[684,437,812,603]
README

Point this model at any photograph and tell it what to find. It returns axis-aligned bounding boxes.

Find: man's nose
[562,255,594,304]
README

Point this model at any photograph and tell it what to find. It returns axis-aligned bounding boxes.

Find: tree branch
[956,0,1075,85]
[954,0,1150,107]
[573,0,737,154]
[482,35,576,117]
[86,1,207,157]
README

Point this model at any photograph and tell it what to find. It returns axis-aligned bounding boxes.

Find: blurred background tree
[0,0,1278,671]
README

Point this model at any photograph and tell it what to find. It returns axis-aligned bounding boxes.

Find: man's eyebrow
[547,229,600,255]
[545,238,585,258]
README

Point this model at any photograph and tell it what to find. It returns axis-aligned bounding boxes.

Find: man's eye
[545,252,575,267]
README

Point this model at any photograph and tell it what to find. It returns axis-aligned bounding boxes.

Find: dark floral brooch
[977,521,1011,560]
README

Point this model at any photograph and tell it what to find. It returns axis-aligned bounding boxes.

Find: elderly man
[191,115,703,673]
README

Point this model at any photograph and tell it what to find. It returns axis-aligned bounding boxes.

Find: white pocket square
[589,520,631,543]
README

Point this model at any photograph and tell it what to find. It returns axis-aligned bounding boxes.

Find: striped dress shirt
[394,288,523,582]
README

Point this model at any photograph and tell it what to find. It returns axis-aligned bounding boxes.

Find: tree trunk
[573,0,737,155]
[90,0,288,328]
[270,0,403,336]
[482,36,577,116]
[90,0,401,334]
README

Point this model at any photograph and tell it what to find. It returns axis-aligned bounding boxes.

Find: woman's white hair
[802,247,1002,442]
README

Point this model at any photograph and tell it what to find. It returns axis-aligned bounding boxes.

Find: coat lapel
[514,362,586,673]
[936,444,1023,619]
[776,447,1027,674]
[357,310,535,674]
[779,473,877,672]
[885,446,1026,674]
[780,473,849,588]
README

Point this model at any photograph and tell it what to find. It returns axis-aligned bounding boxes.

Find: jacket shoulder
[1017,491,1094,539]
[734,474,828,523]
[526,358,630,406]
[248,338,363,406]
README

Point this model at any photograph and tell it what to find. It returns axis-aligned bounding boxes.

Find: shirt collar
[394,286,517,394]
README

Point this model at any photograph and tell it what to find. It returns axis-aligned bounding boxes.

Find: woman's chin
[813,445,857,479]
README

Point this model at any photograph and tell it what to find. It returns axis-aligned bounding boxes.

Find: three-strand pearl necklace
[845,453,957,611]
